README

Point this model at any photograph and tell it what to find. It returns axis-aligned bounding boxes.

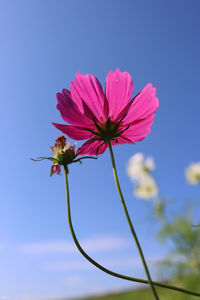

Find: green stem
[107,141,159,300]
[63,166,200,298]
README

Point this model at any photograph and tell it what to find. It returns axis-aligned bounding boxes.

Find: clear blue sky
[1,0,200,299]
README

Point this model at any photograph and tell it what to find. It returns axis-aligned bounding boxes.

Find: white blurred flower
[134,177,158,200]
[127,153,155,181]
[145,157,155,171]
[185,163,200,185]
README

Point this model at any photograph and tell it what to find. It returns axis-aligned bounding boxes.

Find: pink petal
[70,73,106,121]
[51,164,61,175]
[77,135,133,156]
[109,137,133,149]
[77,138,107,156]
[112,136,133,145]
[120,115,155,142]
[123,83,159,125]
[81,98,99,122]
[105,68,133,119]
[56,90,92,127]
[52,122,93,140]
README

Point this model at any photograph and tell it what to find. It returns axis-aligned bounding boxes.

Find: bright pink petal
[77,138,107,156]
[56,90,92,127]
[52,122,93,140]
[109,137,133,149]
[105,68,133,119]
[77,135,133,156]
[70,73,106,121]
[123,83,159,125]
[120,115,155,142]
[81,98,99,122]
[112,136,133,145]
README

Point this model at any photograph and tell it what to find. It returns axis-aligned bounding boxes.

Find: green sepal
[72,156,98,164]
[50,165,54,176]
[31,157,58,163]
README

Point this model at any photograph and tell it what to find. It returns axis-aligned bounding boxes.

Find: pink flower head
[52,68,159,155]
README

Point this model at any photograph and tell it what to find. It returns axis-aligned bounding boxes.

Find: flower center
[94,118,118,142]
[91,116,129,144]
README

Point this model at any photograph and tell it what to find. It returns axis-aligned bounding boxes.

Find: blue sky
[1,0,200,299]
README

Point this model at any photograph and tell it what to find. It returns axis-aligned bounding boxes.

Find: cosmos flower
[134,177,158,200]
[185,162,200,185]
[32,135,96,176]
[127,152,155,181]
[50,135,77,175]
[52,68,159,155]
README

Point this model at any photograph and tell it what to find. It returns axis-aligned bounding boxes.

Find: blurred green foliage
[154,200,200,280]
[75,275,200,299]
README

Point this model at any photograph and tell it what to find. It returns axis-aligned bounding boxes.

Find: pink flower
[52,68,159,155]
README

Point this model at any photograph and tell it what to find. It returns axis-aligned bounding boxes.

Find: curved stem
[107,142,159,300]
[63,166,200,298]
